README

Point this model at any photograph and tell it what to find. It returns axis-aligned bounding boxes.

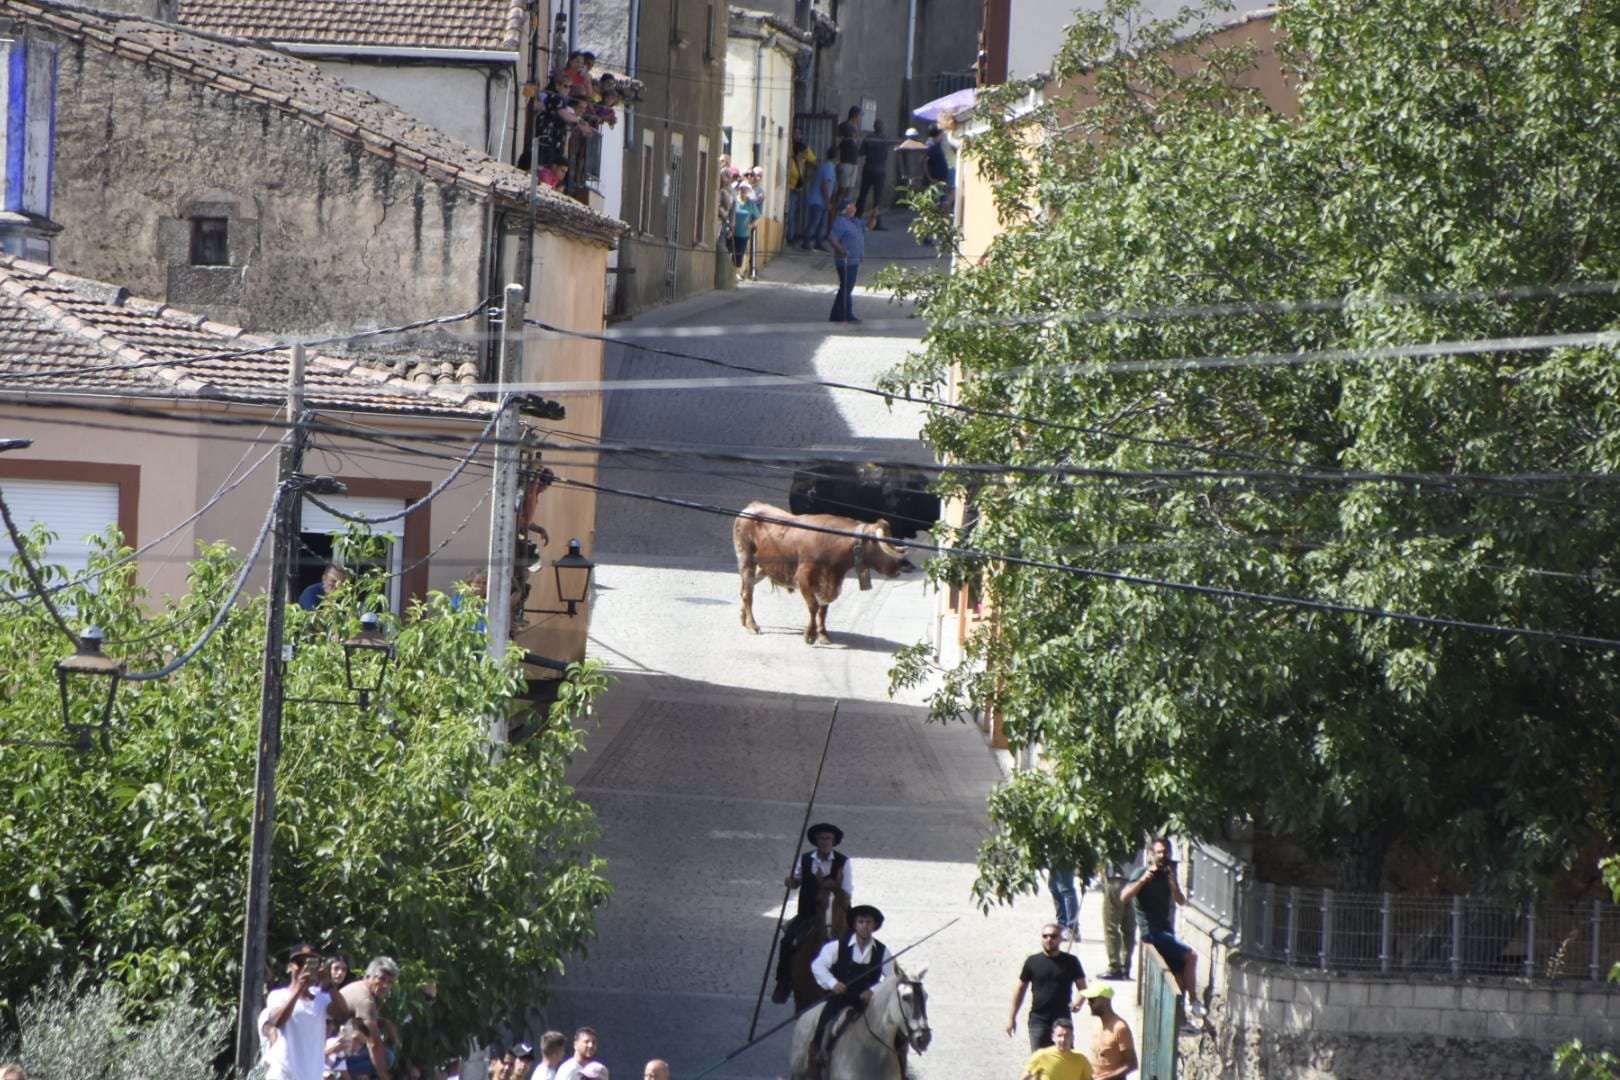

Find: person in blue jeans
[1047,859,1082,941]
[803,146,838,250]
[826,199,873,324]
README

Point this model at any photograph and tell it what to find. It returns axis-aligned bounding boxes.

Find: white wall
[314,59,513,158]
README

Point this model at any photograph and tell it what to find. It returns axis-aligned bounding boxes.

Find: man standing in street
[1120,838,1205,1019]
[555,1028,601,1080]
[259,944,353,1080]
[856,120,894,229]
[1007,924,1087,1051]
[1098,858,1137,979]
[1018,1017,1091,1080]
[836,105,862,202]
[1079,987,1137,1080]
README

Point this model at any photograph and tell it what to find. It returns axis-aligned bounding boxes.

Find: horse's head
[890,963,931,1054]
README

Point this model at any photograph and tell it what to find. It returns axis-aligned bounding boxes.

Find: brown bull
[734,502,909,644]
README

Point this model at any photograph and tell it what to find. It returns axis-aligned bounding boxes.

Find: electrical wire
[0,486,84,647]
[548,472,1620,653]
[303,409,501,525]
[122,478,282,682]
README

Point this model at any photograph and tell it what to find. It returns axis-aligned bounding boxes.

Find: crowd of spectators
[252,943,667,1080]
[717,162,767,276]
[520,51,623,203]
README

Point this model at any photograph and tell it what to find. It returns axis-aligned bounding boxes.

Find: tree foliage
[885,0,1620,900]
[0,528,613,1064]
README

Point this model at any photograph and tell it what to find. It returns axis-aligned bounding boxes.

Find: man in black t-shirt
[1007,923,1087,1052]
[1120,836,1205,1020]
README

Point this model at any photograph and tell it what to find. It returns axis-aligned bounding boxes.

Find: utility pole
[235,346,345,1070]
[484,283,526,744]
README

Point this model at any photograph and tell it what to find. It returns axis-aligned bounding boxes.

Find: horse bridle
[860,978,928,1063]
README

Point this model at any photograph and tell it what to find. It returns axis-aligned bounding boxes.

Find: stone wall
[45,33,489,335]
[1176,908,1619,1080]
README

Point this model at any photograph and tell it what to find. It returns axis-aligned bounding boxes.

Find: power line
[303,410,501,525]
[548,473,1620,653]
[0,485,84,647]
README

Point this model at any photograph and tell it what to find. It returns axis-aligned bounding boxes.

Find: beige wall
[508,227,607,669]
[723,30,801,267]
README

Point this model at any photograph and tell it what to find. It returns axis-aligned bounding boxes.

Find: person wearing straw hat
[773,822,852,1003]
[1078,987,1137,1080]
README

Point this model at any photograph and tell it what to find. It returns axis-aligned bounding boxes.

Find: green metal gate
[1139,949,1181,1080]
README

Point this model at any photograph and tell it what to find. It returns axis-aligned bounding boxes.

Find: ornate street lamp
[53,626,124,751]
[526,538,594,617]
[340,612,396,711]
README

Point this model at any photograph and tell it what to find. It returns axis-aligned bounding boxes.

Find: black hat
[513,1042,535,1059]
[289,943,320,963]
[806,822,843,846]
[848,904,884,929]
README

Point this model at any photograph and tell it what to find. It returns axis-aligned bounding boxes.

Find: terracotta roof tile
[0,0,624,245]
[0,257,496,420]
[177,0,526,52]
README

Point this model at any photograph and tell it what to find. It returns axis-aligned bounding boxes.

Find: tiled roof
[176,0,526,53]
[0,257,497,419]
[0,0,624,246]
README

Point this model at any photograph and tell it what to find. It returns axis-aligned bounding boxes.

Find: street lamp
[53,626,124,751]
[341,612,396,711]
[526,538,594,617]
[2,628,125,751]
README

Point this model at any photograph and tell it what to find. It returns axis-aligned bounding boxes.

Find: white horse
[788,963,931,1080]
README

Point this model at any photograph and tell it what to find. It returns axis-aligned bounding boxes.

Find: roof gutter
[273,42,520,65]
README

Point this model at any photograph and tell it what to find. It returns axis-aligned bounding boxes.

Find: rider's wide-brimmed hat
[849,904,884,929]
[807,822,844,845]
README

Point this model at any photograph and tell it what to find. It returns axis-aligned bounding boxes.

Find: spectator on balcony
[299,564,346,611]
[540,162,568,192]
[521,72,579,172]
[562,51,592,98]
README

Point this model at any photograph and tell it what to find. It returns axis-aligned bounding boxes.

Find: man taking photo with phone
[261,945,353,1080]
[1119,838,1206,1023]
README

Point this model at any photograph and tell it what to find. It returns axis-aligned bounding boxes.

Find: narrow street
[535,221,1142,1079]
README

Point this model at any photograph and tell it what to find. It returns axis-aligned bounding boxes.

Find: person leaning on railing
[1119,837,1206,1022]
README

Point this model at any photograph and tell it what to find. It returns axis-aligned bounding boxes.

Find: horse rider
[806,904,891,1078]
[773,822,852,1004]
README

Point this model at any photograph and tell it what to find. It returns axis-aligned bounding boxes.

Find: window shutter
[0,478,121,577]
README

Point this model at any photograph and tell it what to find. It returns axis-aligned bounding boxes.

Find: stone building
[0,0,626,668]
[174,0,532,161]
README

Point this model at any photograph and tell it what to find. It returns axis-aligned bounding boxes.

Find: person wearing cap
[1018,1016,1092,1080]
[554,1027,601,1080]
[510,1042,536,1080]
[772,822,852,1003]
[1007,924,1087,1052]
[731,182,761,273]
[1078,987,1136,1080]
[806,903,890,1075]
[261,944,355,1080]
[826,199,875,324]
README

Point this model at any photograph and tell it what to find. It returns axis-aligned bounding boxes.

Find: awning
[912,87,977,122]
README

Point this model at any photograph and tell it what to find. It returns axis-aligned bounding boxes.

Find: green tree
[1555,858,1620,1078]
[885,0,1620,901]
[0,527,613,1064]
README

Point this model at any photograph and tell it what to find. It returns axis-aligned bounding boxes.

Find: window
[191,217,228,266]
[0,462,140,586]
[704,2,717,61]
[638,131,657,234]
[299,494,407,614]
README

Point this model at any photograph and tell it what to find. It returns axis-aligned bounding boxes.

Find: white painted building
[723,7,810,262]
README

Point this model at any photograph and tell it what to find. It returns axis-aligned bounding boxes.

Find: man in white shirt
[553,1028,601,1080]
[773,823,852,1003]
[532,1032,568,1080]
[806,905,890,1076]
[260,944,353,1080]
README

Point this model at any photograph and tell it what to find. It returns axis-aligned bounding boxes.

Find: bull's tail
[733,511,758,581]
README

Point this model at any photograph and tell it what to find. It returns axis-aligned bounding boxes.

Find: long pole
[747,701,840,1041]
[235,343,307,1070]
[485,283,526,743]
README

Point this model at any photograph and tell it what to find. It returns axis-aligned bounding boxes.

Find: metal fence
[1187,840,1620,982]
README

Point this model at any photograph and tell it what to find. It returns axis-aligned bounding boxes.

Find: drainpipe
[752,29,775,165]
[901,0,918,127]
